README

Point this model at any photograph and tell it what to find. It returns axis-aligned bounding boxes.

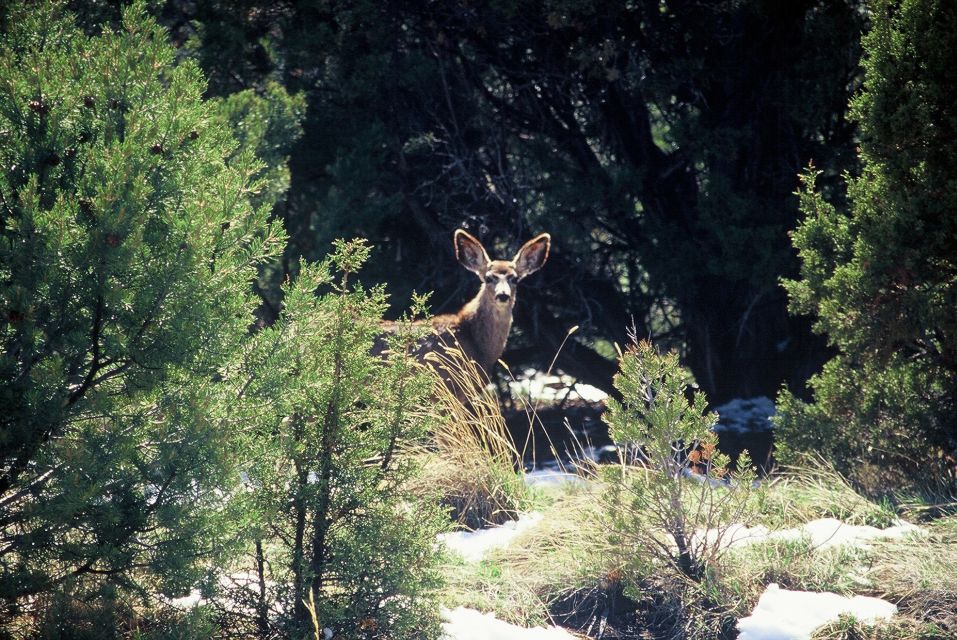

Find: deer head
[454,229,550,309]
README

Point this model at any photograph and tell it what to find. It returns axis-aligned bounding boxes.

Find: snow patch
[524,469,588,489]
[508,369,608,404]
[439,513,544,562]
[442,607,576,639]
[713,396,776,434]
[169,592,204,610]
[695,517,922,552]
[795,518,922,549]
[167,571,267,611]
[737,583,897,640]
[579,443,619,464]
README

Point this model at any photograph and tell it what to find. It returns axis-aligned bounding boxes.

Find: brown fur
[378,229,550,377]
[435,229,549,373]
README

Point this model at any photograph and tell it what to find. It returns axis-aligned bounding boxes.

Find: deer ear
[514,233,550,280]
[454,229,490,276]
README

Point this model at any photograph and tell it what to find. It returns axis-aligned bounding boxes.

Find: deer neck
[458,285,514,370]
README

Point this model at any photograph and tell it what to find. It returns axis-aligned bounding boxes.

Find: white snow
[694,517,922,552]
[794,518,922,549]
[439,513,544,562]
[170,591,204,610]
[168,571,276,611]
[713,396,776,433]
[737,583,897,640]
[508,369,608,404]
[524,469,588,489]
[442,606,576,640]
[579,443,619,463]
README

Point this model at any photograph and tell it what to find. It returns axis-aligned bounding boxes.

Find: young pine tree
[778,0,957,491]
[230,240,444,640]
[0,0,290,627]
[603,341,757,582]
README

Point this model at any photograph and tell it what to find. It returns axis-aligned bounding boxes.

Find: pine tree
[231,240,443,639]
[778,0,957,491]
[0,0,288,623]
[604,340,757,583]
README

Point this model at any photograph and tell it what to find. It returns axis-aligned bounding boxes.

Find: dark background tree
[154,0,864,405]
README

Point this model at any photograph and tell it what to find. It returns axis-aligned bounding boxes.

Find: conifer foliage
[0,0,286,621]
[778,0,957,490]
[232,240,443,639]
[0,4,446,638]
[604,341,757,583]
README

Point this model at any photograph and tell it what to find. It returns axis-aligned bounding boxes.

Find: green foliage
[779,0,957,492]
[775,353,954,492]
[209,81,305,316]
[211,80,305,214]
[0,6,440,635]
[230,240,444,639]
[28,588,215,640]
[603,341,758,582]
[0,0,289,629]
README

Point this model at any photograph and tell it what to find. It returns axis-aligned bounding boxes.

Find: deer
[435,229,550,372]
[378,229,550,380]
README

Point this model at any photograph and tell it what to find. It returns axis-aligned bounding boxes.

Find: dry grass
[442,485,612,628]
[810,615,950,639]
[412,328,589,528]
[712,476,957,639]
[867,515,957,634]
[717,537,872,613]
[755,455,898,528]
[412,344,527,528]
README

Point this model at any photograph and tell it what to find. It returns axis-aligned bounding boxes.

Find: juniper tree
[778,0,957,491]
[0,0,292,624]
[231,240,444,639]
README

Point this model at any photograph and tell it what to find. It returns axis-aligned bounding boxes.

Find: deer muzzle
[494,281,512,303]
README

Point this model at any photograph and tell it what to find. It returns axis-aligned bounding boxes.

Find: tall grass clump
[755,455,898,529]
[414,344,527,528]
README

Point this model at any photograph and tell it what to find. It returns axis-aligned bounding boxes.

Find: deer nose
[494,281,512,302]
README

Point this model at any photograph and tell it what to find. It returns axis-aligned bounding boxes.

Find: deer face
[454,229,550,306]
[484,263,520,305]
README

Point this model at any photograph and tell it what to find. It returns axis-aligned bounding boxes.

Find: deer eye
[507,275,518,284]
[485,275,495,284]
